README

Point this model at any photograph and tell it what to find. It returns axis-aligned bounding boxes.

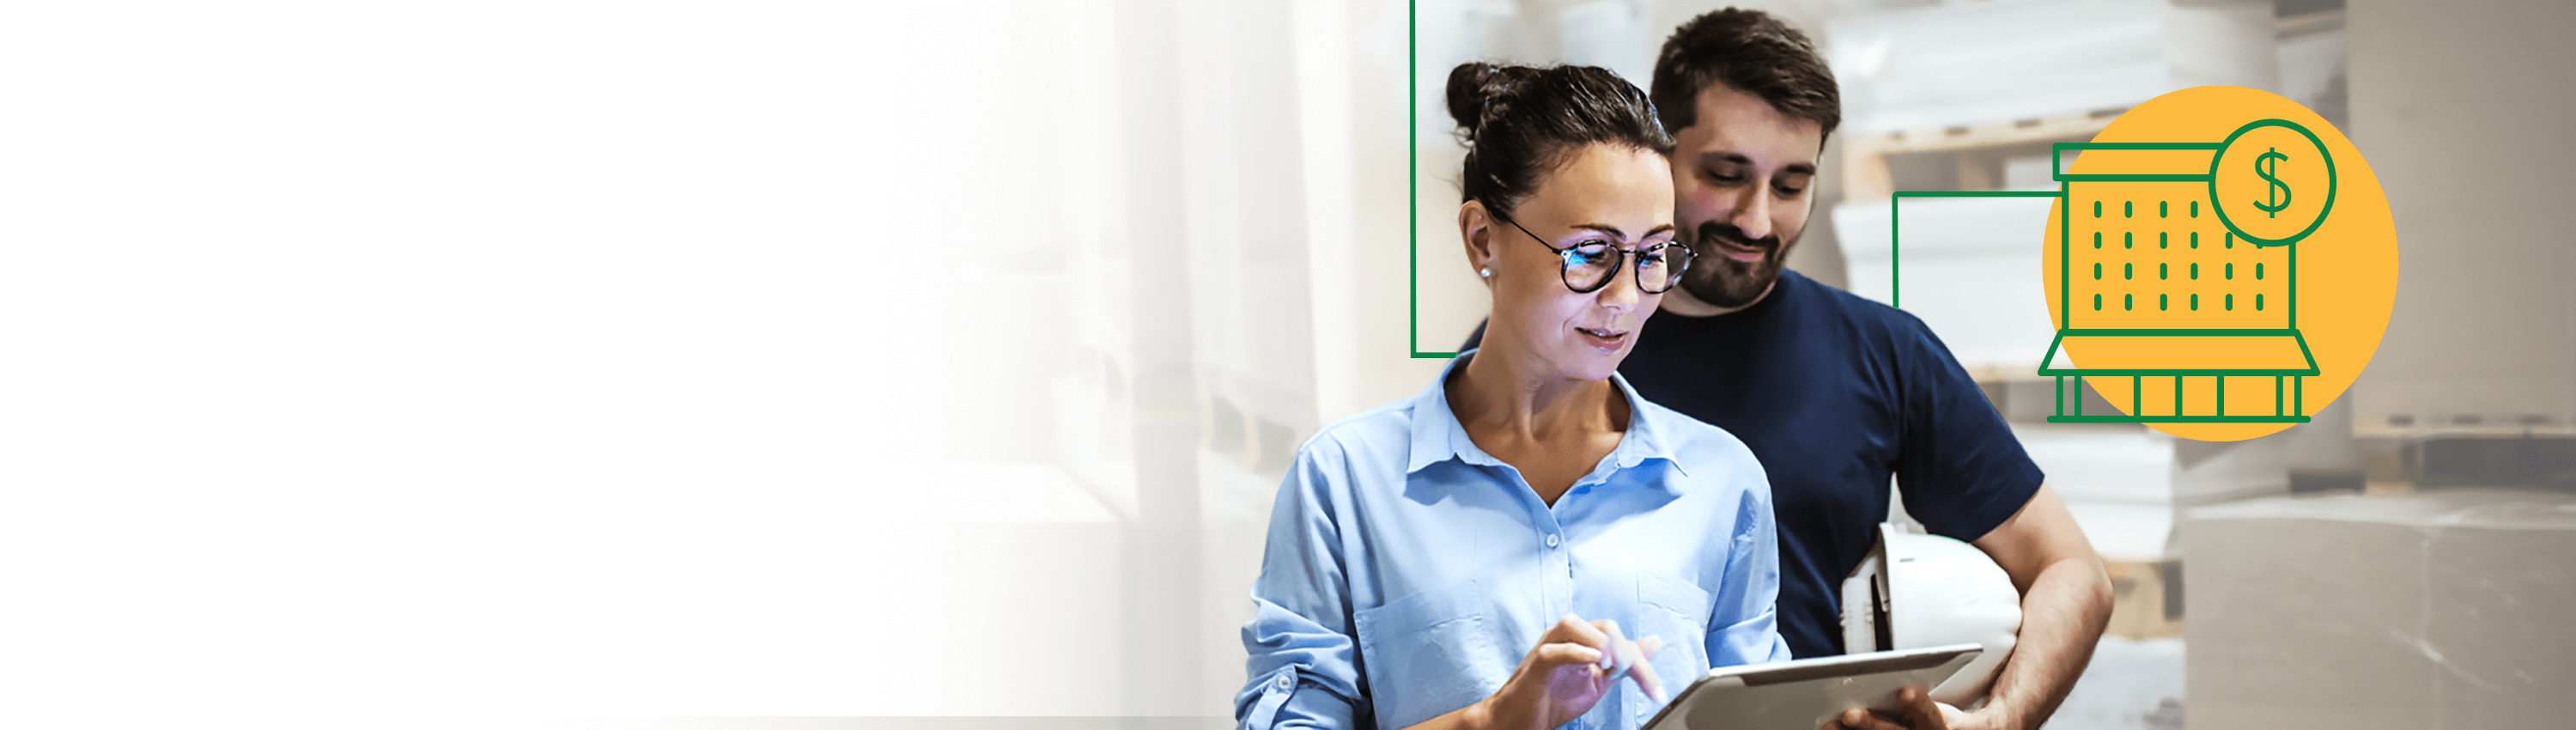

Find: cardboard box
[2183,490,2576,728]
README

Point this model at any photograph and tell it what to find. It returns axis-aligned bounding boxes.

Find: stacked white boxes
[2184,490,2576,728]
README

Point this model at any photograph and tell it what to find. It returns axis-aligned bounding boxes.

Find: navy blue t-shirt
[1466,269,2043,658]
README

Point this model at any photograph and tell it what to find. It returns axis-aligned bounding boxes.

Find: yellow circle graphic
[2038,86,2398,441]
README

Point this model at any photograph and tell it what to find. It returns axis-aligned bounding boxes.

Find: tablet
[1638,643,1983,730]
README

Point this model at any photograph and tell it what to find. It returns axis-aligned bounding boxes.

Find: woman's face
[1474,143,1676,382]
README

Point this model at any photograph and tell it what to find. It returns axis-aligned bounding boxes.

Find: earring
[1479,267,1492,277]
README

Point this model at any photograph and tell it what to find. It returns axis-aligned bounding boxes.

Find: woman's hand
[1472,614,1665,730]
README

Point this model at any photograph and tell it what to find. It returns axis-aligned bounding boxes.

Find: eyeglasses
[1498,213,1694,294]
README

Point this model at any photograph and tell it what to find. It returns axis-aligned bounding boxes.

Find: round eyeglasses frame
[1495,212,1695,295]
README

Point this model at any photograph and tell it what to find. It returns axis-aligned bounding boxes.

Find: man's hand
[1471,614,1664,730]
[1822,686,1971,730]
[1963,485,2115,730]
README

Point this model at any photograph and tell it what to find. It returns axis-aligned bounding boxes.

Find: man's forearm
[1978,555,2112,730]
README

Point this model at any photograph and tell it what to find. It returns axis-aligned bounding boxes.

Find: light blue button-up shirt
[1237,354,1793,730]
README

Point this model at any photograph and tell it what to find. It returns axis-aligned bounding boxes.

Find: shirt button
[1277,673,1294,690]
[1545,533,1561,548]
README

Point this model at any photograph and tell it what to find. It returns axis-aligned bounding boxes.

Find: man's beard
[1677,221,1789,309]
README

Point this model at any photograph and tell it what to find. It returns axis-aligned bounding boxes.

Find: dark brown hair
[1650,8,1840,140]
[1445,63,1670,221]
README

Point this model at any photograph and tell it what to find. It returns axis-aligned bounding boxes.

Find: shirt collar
[1405,350,1693,487]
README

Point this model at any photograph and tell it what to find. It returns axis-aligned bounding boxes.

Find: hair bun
[1445,62,1534,143]
[1441,62,1667,221]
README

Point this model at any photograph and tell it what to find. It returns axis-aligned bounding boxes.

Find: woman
[1236,63,1791,730]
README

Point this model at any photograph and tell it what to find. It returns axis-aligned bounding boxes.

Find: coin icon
[2208,119,2336,246]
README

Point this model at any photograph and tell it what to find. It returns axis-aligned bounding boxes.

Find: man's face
[1668,83,1825,311]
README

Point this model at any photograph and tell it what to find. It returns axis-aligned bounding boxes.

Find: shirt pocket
[1353,578,1505,730]
[1631,572,1714,721]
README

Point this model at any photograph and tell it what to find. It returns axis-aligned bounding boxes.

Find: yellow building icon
[2039,119,2333,424]
[2025,87,2397,441]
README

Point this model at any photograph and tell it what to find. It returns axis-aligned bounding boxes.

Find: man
[1466,9,2111,730]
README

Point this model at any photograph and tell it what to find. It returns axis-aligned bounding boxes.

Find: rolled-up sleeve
[1238,443,1368,730]
[1706,468,1794,666]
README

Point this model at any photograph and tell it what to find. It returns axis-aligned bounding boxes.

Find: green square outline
[1403,3,2050,357]
[1407,0,1454,358]
[1404,9,2069,357]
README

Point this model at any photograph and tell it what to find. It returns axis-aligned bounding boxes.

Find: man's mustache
[1690,222,1781,255]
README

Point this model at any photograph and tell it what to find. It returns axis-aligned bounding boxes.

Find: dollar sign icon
[2210,119,2335,246]
[2253,147,2293,218]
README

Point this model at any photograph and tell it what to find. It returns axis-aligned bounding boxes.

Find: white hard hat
[1840,522,2021,704]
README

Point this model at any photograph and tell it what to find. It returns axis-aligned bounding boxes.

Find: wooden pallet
[2105,559,2184,640]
